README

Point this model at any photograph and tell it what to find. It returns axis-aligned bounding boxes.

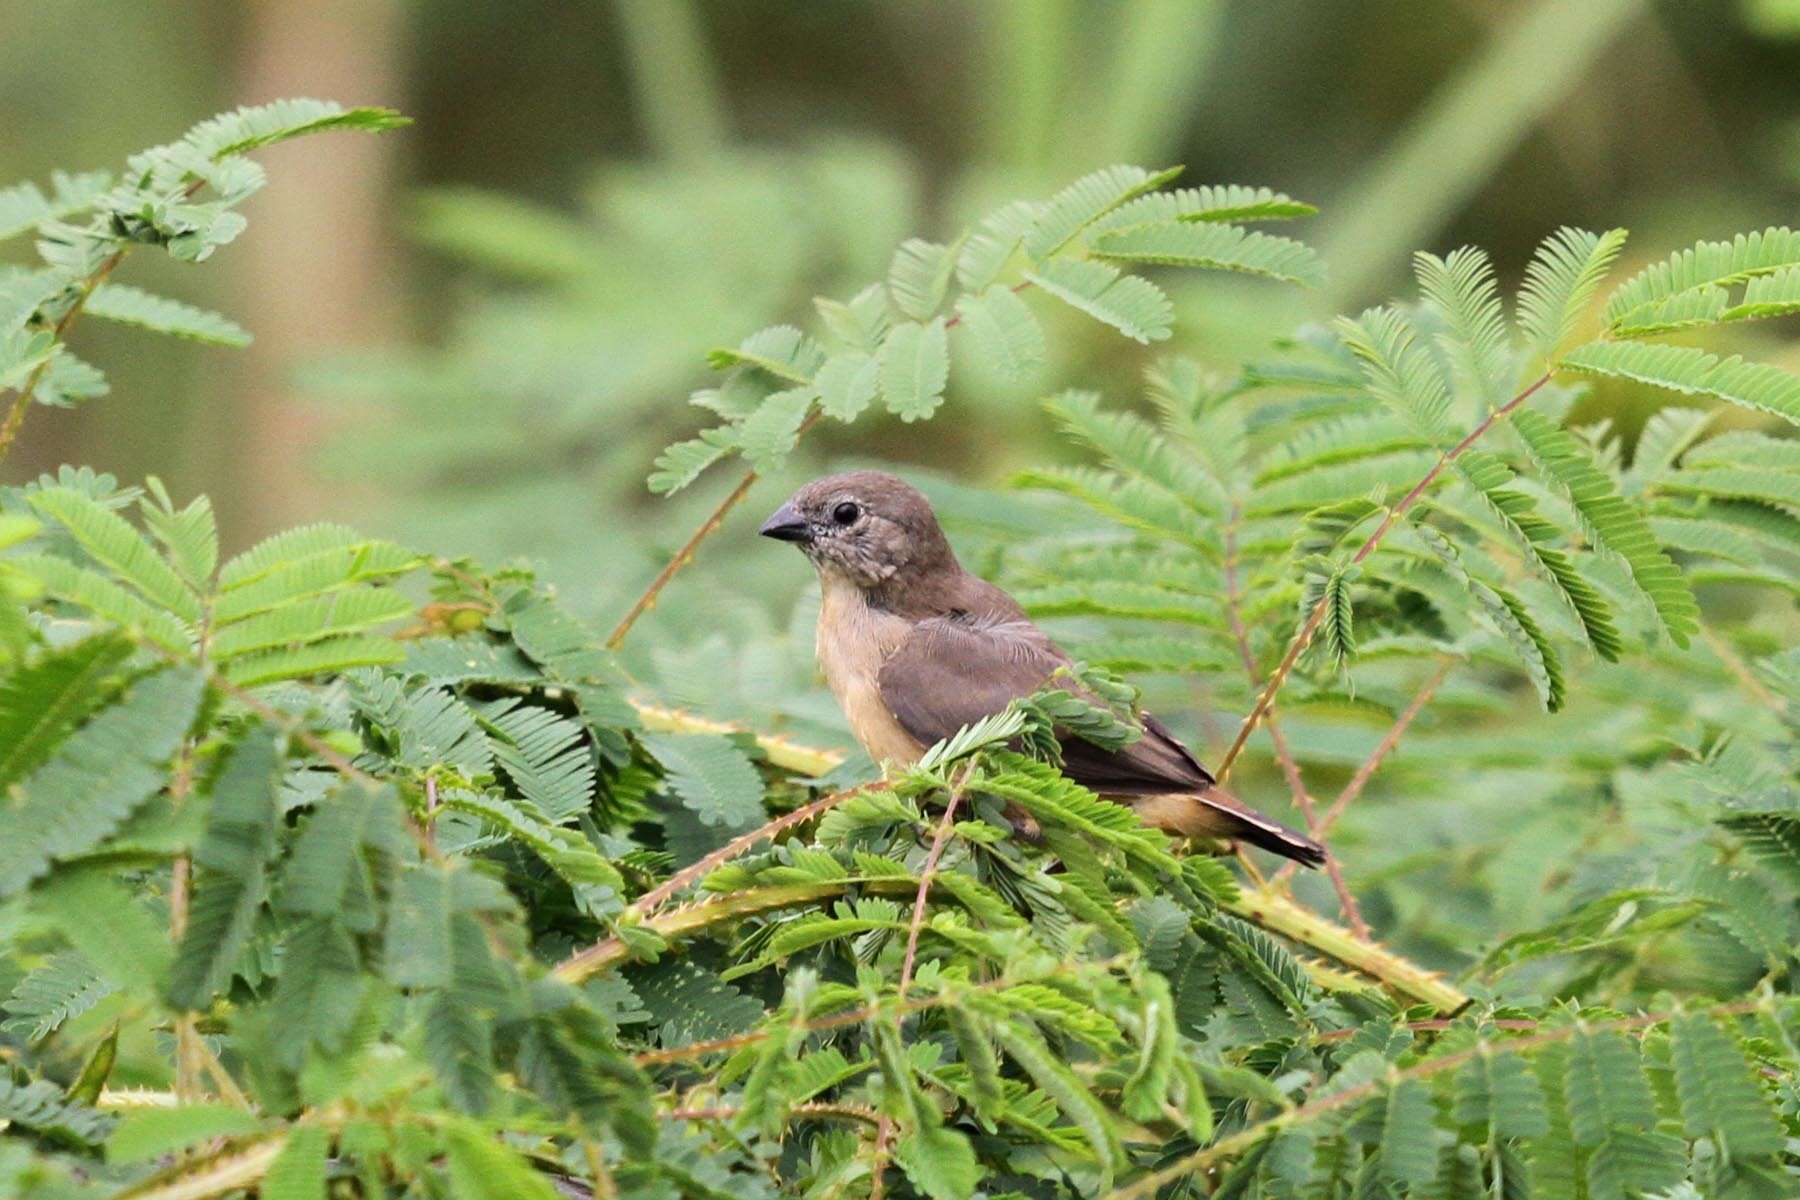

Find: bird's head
[759,470,955,589]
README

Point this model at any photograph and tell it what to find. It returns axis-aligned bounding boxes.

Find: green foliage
[648,162,1320,493]
[3,104,1797,1200]
[0,99,404,429]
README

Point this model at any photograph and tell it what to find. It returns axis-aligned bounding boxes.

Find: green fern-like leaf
[1668,1012,1785,1158]
[1511,408,1700,645]
[954,284,1045,382]
[1414,246,1512,407]
[647,428,735,495]
[476,698,596,823]
[1557,340,1800,427]
[210,586,413,660]
[955,199,1037,292]
[262,1124,330,1200]
[736,386,816,468]
[169,727,284,1009]
[1025,258,1173,344]
[1413,523,1565,710]
[223,634,404,686]
[26,486,201,622]
[1563,1025,1657,1146]
[0,633,132,789]
[1022,163,1182,259]
[877,318,950,421]
[1516,226,1629,359]
[0,1074,117,1150]
[1333,306,1453,441]
[888,237,960,319]
[814,352,879,421]
[0,666,203,897]
[1457,452,1623,659]
[139,480,218,589]
[6,553,192,653]
[1,951,112,1042]
[1379,1075,1440,1189]
[84,283,250,346]
[707,324,825,384]
[640,732,765,828]
[1091,184,1317,234]
[1452,1045,1549,1139]
[179,98,410,160]
[1089,221,1322,285]
[1604,225,1800,333]
[0,170,111,241]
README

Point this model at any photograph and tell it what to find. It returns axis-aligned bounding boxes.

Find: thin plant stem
[630,779,884,917]
[1272,654,1455,888]
[1698,621,1782,711]
[1222,886,1466,1012]
[603,282,1030,653]
[0,251,123,463]
[1217,371,1552,779]
[876,763,976,1200]
[1223,507,1365,933]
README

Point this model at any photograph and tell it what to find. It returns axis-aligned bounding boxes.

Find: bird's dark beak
[758,500,811,544]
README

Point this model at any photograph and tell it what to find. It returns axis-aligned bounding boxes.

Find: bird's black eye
[831,501,861,526]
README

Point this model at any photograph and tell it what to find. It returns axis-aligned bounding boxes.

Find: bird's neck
[816,558,972,621]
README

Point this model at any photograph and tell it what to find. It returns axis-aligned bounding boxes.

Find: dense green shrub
[0,101,1795,1199]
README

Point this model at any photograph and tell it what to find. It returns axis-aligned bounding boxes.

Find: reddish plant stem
[1272,654,1454,887]
[1223,509,1365,934]
[878,763,973,1199]
[1216,372,1552,780]
[637,780,883,917]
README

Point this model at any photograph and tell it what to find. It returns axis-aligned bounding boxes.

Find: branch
[0,250,123,463]
[878,762,976,1200]
[1106,998,1767,1200]
[1271,654,1455,887]
[1216,371,1553,779]
[605,437,796,650]
[1222,507,1365,933]
[639,780,882,917]
[554,879,884,984]
[630,699,849,776]
[1223,886,1467,1013]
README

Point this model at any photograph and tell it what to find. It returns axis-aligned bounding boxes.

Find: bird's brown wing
[875,613,1210,794]
[876,612,1324,868]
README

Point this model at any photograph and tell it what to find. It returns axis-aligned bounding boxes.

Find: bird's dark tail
[1131,789,1327,868]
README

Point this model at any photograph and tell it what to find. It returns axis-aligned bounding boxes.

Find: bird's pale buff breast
[814,572,924,766]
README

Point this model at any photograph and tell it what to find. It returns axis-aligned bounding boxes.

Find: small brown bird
[760,470,1325,867]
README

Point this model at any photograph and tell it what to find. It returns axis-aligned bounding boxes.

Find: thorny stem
[1222,507,1364,934]
[1216,372,1553,780]
[602,281,1034,653]
[1105,998,1767,1200]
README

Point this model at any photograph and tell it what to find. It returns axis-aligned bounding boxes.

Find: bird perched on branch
[760,470,1325,868]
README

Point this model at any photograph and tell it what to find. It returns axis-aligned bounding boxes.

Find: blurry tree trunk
[220,0,404,544]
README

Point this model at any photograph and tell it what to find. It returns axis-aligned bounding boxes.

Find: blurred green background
[3,0,1797,657]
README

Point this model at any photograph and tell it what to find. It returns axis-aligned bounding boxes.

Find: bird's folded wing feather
[876,613,1214,794]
